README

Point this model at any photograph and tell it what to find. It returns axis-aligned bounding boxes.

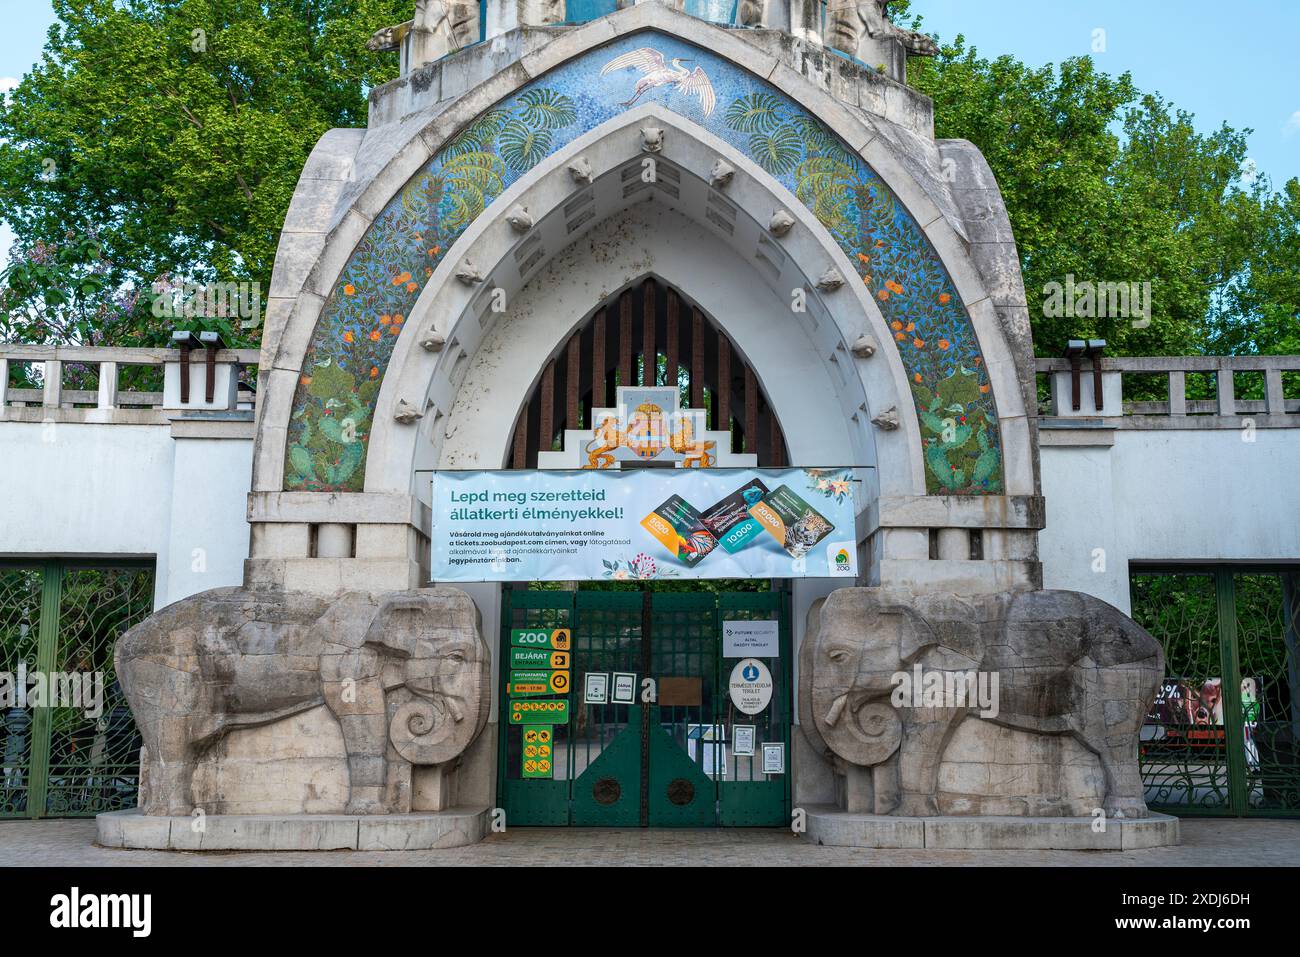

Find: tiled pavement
[1,817,1298,866]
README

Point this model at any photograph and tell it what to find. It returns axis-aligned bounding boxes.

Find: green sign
[511,628,571,651]
[510,647,571,670]
[510,698,570,725]
[521,726,554,779]
[508,669,571,697]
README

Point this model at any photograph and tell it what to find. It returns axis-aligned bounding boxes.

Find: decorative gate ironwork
[0,560,154,818]
[1133,566,1300,817]
[499,586,791,827]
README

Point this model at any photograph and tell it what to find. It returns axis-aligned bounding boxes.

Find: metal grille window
[1132,567,1300,817]
[0,560,154,819]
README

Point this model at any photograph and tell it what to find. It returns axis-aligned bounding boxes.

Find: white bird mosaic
[600,47,717,118]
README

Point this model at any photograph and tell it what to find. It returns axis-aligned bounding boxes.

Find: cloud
[0,77,18,96]
[1286,110,1300,137]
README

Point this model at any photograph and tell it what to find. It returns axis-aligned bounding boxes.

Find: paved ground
[1,817,1298,865]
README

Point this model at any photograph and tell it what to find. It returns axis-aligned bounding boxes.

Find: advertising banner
[430,468,860,582]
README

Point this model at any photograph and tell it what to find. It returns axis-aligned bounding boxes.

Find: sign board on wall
[728,659,773,716]
[429,468,859,582]
[722,620,779,657]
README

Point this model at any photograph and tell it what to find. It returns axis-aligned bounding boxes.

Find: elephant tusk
[448,697,465,723]
[826,693,848,726]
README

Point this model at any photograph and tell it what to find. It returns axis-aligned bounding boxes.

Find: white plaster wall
[1040,428,1300,613]
[163,433,254,606]
[0,421,252,609]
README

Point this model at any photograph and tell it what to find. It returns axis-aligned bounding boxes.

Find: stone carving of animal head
[367,591,490,765]
[798,589,938,766]
[826,0,939,60]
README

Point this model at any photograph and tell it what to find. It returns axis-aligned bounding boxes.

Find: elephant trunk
[389,696,461,765]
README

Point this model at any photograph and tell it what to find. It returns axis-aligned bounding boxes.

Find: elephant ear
[798,597,831,758]
[363,593,432,657]
[888,603,941,666]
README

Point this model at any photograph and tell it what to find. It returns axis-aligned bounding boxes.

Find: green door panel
[499,587,794,828]
[571,708,643,826]
[504,779,569,826]
[721,781,786,826]
[647,709,716,826]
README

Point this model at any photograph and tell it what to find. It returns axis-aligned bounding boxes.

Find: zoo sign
[430,468,860,582]
[511,628,570,650]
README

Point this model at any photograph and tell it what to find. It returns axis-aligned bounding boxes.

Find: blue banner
[430,468,860,582]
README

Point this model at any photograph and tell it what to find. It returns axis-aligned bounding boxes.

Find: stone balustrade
[0,343,259,424]
[1036,354,1300,429]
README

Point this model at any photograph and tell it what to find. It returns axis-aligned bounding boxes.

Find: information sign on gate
[522,727,554,778]
[510,698,571,724]
[511,628,571,651]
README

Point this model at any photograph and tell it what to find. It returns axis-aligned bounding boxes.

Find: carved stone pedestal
[96,807,490,851]
[803,806,1181,851]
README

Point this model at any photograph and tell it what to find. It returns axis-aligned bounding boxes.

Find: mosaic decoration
[283,30,1003,495]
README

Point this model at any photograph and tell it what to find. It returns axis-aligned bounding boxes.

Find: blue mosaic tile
[284,31,1003,494]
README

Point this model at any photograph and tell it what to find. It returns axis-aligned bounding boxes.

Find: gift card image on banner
[640,493,719,566]
[748,485,836,559]
[700,479,769,554]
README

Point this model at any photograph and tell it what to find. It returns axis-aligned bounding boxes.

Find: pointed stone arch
[248,8,1042,597]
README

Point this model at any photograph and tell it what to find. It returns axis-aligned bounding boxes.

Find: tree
[0,0,411,348]
[1,0,1295,365]
[905,37,1294,360]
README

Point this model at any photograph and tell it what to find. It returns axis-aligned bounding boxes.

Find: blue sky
[907,0,1300,187]
[1,0,1297,256]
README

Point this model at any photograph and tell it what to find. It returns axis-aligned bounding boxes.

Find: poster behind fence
[430,468,859,582]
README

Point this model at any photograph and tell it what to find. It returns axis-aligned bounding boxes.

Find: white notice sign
[762,743,785,775]
[612,672,637,704]
[722,619,779,658]
[728,659,774,716]
[584,673,609,704]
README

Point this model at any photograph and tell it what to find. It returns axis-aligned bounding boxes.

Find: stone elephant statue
[826,0,939,64]
[115,586,489,816]
[799,588,1164,818]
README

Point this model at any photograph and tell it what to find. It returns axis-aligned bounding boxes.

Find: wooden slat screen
[509,277,788,468]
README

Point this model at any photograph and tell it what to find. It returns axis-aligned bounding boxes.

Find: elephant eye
[828,649,849,663]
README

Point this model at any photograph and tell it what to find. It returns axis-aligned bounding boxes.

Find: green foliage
[746,125,802,176]
[498,91,576,172]
[514,88,578,130]
[724,92,783,133]
[1,0,1294,370]
[913,368,997,492]
[0,0,412,347]
[905,31,1299,359]
[441,151,508,228]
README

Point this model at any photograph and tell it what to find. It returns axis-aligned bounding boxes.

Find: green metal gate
[499,588,792,827]
[1133,566,1300,817]
[0,560,154,818]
